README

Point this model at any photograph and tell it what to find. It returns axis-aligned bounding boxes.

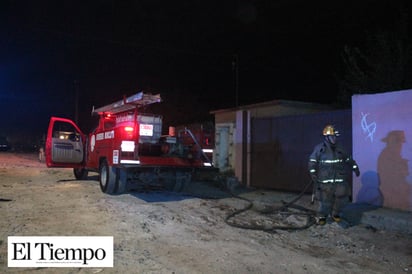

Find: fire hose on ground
[140,177,319,232]
[224,179,318,232]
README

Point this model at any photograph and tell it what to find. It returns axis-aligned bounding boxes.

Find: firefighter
[308,124,360,225]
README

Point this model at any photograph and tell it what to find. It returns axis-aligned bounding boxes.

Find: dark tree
[337,5,412,107]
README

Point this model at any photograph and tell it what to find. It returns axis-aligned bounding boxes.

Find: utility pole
[232,54,239,107]
[74,80,79,124]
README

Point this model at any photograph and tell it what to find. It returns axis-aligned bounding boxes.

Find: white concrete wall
[352,89,412,211]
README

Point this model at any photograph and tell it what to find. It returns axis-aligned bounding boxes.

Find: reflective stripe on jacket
[308,141,358,183]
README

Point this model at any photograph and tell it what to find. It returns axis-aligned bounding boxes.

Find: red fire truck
[45,92,218,194]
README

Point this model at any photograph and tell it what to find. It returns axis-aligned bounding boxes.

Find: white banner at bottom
[8,236,113,268]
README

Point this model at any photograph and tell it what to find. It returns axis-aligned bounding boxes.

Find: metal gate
[250,109,352,192]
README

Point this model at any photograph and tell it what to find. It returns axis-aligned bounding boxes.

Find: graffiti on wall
[361,112,376,142]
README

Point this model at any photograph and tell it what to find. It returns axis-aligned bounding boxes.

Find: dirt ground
[0,152,411,274]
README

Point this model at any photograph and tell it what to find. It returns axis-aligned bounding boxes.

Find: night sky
[0,1,410,146]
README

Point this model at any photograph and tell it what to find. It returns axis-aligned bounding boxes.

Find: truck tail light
[124,126,134,138]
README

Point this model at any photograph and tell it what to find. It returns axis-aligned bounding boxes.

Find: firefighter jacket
[308,140,360,184]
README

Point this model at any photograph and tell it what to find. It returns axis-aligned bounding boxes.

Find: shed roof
[210,99,334,115]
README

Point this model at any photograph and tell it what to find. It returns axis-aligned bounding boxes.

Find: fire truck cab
[45,92,218,194]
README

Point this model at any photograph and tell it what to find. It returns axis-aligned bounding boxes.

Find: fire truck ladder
[92,91,162,115]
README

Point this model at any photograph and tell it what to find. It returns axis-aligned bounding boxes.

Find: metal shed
[211,100,351,192]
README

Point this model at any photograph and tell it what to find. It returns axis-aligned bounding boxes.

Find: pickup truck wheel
[99,160,117,194]
[73,168,88,180]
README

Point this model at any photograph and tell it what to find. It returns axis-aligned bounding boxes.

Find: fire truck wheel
[99,159,117,194]
[73,168,88,180]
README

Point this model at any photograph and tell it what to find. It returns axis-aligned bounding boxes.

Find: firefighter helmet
[323,124,339,136]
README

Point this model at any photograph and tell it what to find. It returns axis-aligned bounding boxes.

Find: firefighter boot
[317,217,326,226]
[332,215,341,223]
